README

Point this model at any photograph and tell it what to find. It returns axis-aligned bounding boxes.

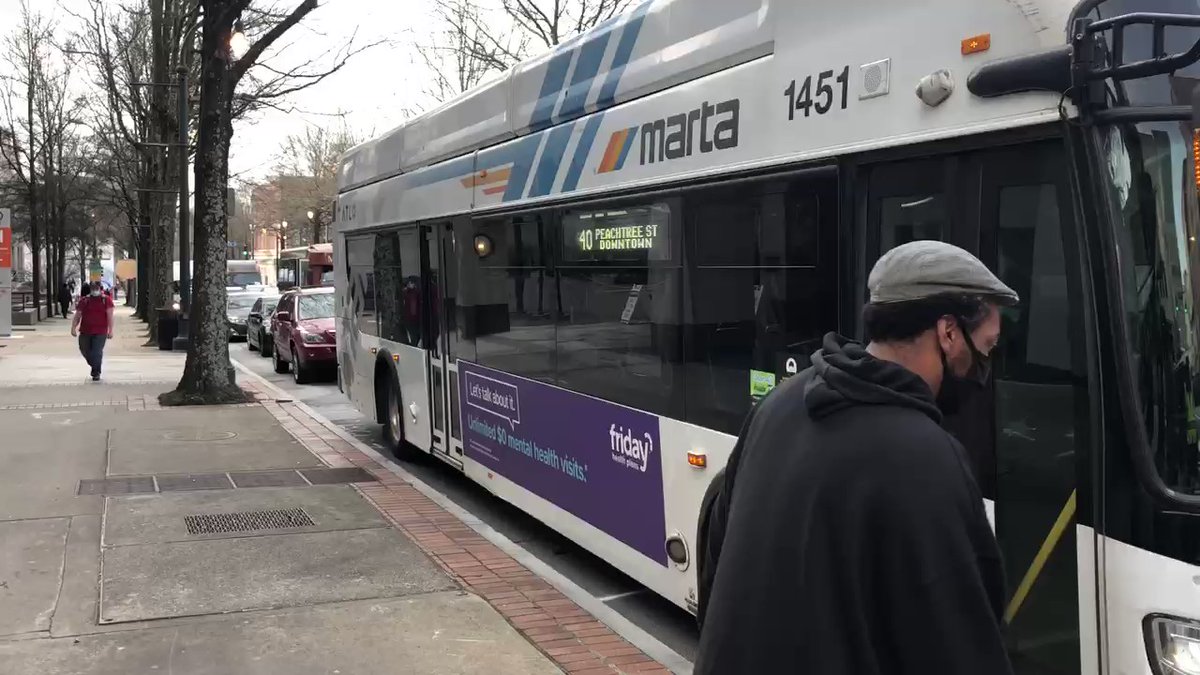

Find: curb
[232,361,693,675]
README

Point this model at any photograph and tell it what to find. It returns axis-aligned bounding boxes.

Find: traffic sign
[0,208,10,269]
[0,207,11,337]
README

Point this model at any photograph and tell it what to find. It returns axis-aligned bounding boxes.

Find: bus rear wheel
[383,376,421,462]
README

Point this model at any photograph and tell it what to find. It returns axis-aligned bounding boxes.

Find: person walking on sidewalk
[695,241,1019,674]
[71,281,114,381]
[57,281,73,316]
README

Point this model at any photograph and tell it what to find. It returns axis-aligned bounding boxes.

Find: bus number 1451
[784,65,850,121]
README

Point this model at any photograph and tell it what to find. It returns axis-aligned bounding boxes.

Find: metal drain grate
[77,477,156,496]
[184,507,315,535]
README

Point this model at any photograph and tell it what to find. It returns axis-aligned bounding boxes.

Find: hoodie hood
[804,333,941,424]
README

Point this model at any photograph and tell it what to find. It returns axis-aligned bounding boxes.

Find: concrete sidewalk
[0,306,183,387]
[0,308,675,675]
[0,309,556,674]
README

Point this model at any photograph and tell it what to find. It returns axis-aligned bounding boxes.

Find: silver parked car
[228,290,276,342]
[246,295,280,356]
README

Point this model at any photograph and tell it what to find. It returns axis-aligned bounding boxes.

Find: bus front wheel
[383,377,421,462]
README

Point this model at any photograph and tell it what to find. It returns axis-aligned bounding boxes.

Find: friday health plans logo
[609,424,654,473]
[596,98,741,174]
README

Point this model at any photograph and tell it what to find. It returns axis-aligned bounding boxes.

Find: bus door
[421,222,464,465]
[859,137,1093,674]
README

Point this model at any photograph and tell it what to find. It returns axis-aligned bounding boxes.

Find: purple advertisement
[458,361,667,566]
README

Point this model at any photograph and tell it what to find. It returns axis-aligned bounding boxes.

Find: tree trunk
[162,0,246,406]
[150,201,175,325]
[45,239,56,318]
[136,222,151,319]
[148,0,175,336]
[135,188,154,324]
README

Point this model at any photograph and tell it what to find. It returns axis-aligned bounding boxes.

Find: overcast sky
[0,0,444,183]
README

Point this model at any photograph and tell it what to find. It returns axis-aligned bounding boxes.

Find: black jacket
[695,333,1011,674]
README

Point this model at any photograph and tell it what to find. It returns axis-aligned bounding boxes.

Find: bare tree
[414,0,520,108]
[503,0,634,52]
[436,0,634,82]
[32,38,94,316]
[69,0,183,330]
[275,122,356,243]
[163,0,375,405]
[0,1,54,319]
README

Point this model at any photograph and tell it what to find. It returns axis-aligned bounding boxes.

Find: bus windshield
[1102,121,1200,497]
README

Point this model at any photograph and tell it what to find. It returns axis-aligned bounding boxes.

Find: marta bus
[335,0,1200,672]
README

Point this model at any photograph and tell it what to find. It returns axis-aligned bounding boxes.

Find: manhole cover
[163,430,237,442]
[184,507,315,535]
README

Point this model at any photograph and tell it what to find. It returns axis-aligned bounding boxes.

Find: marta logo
[597,98,741,174]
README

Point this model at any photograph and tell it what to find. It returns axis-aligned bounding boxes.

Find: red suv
[271,287,336,384]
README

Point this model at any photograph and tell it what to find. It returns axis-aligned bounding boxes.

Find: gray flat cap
[868,240,1019,305]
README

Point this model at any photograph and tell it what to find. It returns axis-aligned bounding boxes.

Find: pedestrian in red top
[71,281,115,381]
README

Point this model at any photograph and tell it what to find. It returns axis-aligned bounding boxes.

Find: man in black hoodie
[695,240,1019,674]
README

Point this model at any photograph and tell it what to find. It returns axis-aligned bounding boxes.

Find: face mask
[90,290,101,297]
[935,319,991,416]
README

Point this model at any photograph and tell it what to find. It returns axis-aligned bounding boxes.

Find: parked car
[246,296,279,356]
[271,287,336,384]
[226,290,272,341]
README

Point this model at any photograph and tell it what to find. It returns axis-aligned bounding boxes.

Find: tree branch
[231,0,316,82]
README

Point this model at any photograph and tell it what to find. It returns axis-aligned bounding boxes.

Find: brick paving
[241,377,674,675]
[0,395,259,411]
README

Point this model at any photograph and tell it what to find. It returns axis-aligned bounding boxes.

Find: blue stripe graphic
[563,114,605,192]
[596,1,652,108]
[615,126,637,170]
[529,124,576,197]
[529,49,574,131]
[405,154,475,188]
[477,134,540,202]
[555,18,618,124]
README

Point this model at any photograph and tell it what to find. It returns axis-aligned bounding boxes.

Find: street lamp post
[276,220,287,285]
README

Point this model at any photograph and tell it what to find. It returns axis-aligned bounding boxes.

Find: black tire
[292,346,311,385]
[272,345,289,374]
[261,332,273,358]
[382,375,421,462]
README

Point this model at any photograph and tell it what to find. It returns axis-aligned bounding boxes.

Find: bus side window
[554,201,683,417]
[373,230,421,346]
[469,213,557,383]
[683,174,837,434]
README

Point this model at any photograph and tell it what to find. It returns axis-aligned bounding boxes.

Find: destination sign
[562,206,670,263]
